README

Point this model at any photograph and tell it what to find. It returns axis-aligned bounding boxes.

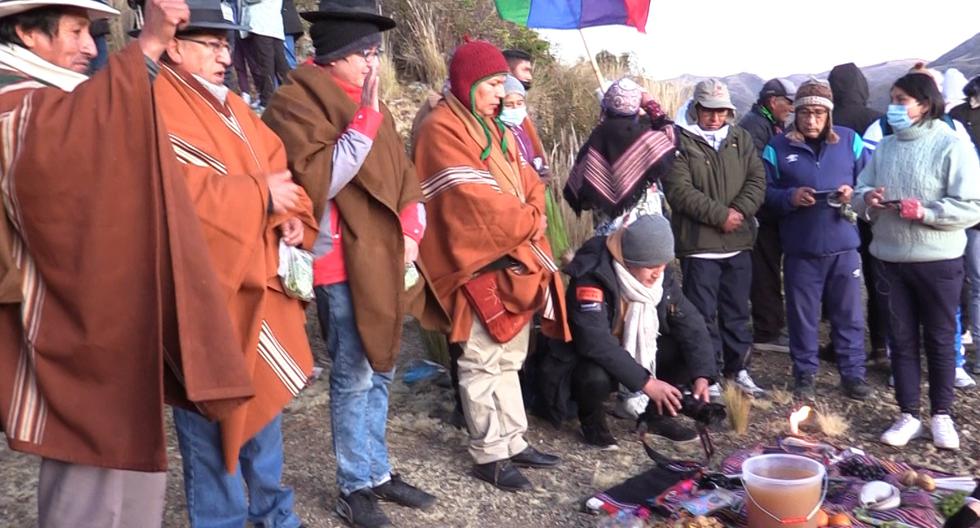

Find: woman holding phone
[854,73,980,451]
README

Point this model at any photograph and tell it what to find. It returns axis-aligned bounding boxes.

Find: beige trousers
[38,458,167,528]
[458,318,531,464]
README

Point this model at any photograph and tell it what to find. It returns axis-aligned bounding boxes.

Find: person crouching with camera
[534,215,717,449]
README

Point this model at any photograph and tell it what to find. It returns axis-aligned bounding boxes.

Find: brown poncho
[0,44,253,471]
[156,65,318,471]
[414,93,570,343]
[262,65,449,372]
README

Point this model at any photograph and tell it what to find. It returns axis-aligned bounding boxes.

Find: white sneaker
[963,330,973,346]
[734,369,766,396]
[241,92,252,105]
[708,383,723,399]
[954,366,976,388]
[880,413,925,447]
[931,414,960,450]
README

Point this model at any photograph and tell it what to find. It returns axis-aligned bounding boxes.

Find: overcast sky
[538,0,980,80]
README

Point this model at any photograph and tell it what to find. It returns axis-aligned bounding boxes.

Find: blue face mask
[886,104,913,131]
[499,106,528,127]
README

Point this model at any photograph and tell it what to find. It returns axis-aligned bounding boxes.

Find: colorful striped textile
[494,0,652,33]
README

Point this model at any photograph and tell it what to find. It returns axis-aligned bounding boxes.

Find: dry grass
[724,385,752,436]
[815,405,850,437]
[769,387,795,406]
[393,0,447,90]
[640,79,693,120]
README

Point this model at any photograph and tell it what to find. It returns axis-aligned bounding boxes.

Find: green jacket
[663,125,766,256]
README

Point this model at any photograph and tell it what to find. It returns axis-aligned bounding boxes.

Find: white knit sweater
[854,119,980,263]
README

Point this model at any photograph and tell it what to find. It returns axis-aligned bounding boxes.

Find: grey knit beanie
[621,215,674,267]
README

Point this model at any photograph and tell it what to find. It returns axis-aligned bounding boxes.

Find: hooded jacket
[662,125,766,256]
[531,236,716,424]
[828,63,882,136]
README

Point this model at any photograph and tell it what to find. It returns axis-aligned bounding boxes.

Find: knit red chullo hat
[449,38,509,111]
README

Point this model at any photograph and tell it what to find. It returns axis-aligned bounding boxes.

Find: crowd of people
[0,0,979,526]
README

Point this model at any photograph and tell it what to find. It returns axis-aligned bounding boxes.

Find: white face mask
[499,106,528,127]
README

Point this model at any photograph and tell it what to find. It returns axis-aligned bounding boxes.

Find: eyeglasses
[798,108,828,119]
[348,47,384,62]
[177,37,231,55]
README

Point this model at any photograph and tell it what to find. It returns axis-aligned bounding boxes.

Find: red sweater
[313,73,424,286]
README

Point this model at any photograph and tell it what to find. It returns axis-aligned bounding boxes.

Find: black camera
[637,393,726,429]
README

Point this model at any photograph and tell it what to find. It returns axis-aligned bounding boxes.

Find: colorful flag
[494,0,651,33]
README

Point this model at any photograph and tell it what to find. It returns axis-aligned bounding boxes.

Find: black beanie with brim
[310,19,385,64]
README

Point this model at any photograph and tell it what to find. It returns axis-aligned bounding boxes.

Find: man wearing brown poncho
[149,0,318,524]
[0,0,256,525]
[262,1,447,526]
[414,39,570,493]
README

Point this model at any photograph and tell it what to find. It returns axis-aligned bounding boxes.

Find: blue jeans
[315,283,394,495]
[284,35,297,69]
[966,229,980,366]
[173,408,301,528]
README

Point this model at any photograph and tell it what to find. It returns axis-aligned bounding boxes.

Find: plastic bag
[277,241,314,301]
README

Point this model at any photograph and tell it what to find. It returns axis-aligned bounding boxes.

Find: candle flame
[789,405,812,435]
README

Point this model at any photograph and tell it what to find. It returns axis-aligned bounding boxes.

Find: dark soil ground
[3,313,979,527]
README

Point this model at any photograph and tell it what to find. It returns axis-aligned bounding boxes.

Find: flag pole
[578,28,606,89]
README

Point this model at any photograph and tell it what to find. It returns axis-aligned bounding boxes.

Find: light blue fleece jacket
[854,119,980,263]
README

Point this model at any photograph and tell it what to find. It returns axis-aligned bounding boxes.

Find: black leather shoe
[336,489,390,528]
[510,445,560,468]
[794,375,817,402]
[582,423,619,450]
[842,377,873,401]
[372,473,436,510]
[646,416,698,443]
[472,460,532,492]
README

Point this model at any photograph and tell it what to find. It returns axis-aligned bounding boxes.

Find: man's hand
[721,208,744,233]
[361,64,379,112]
[138,0,190,63]
[899,198,925,221]
[791,186,816,208]
[532,213,547,241]
[267,170,302,214]
[403,235,418,265]
[836,184,854,205]
[642,377,682,417]
[692,377,711,403]
[279,217,303,247]
[864,186,887,209]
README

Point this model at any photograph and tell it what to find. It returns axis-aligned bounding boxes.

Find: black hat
[300,0,395,29]
[182,0,245,32]
[129,0,244,36]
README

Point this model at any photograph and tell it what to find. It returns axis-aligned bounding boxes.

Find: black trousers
[859,220,889,350]
[682,252,753,376]
[750,220,785,342]
[878,258,962,416]
[241,34,288,106]
[571,336,691,428]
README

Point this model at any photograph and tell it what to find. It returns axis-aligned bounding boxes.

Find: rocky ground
[2,315,979,527]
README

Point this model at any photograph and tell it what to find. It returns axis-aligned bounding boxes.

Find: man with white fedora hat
[0,0,265,526]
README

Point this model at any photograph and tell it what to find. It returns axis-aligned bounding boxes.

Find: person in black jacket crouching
[532,215,717,449]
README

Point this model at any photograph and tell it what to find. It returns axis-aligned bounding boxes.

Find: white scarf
[0,43,88,92]
[613,261,664,375]
[193,74,230,105]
